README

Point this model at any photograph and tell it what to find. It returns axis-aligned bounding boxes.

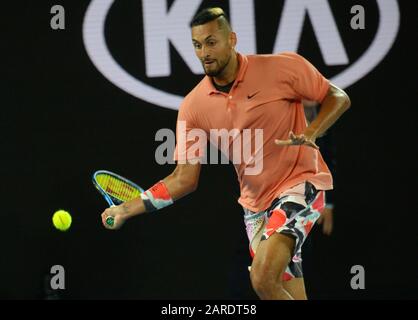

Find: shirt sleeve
[173,100,207,163]
[280,52,330,103]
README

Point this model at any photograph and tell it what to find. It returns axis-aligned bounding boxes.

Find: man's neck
[213,52,239,86]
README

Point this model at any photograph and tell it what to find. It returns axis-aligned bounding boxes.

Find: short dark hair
[190,7,231,30]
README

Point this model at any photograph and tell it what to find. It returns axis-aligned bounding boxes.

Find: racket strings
[96,174,141,202]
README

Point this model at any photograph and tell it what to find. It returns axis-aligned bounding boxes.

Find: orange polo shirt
[174,52,332,212]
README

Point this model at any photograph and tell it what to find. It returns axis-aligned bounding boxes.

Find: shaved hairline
[215,15,232,35]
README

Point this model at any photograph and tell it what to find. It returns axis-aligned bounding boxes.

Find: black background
[1,0,417,299]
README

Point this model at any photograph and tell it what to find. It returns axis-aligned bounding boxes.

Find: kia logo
[83,0,400,110]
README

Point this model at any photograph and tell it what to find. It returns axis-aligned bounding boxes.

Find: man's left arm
[275,83,351,148]
[303,83,351,145]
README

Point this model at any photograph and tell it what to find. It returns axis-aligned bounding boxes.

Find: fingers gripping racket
[92,170,144,227]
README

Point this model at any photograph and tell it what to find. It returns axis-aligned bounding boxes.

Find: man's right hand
[101,204,130,230]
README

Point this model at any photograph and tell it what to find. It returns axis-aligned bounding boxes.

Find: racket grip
[106,216,115,227]
[105,204,116,227]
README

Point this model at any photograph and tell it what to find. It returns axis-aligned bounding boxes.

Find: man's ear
[229,31,237,49]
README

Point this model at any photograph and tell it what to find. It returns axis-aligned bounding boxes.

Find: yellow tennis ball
[52,210,72,231]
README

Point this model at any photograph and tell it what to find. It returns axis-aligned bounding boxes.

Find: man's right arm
[101,162,201,229]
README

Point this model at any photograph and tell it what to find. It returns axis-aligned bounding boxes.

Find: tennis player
[101,7,351,300]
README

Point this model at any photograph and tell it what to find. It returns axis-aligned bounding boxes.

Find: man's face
[191,19,234,77]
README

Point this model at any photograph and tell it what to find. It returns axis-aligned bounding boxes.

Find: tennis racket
[92,170,144,227]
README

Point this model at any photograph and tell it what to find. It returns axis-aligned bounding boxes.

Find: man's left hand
[275,131,319,149]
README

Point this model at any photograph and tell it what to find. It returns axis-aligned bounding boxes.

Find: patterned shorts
[243,182,325,281]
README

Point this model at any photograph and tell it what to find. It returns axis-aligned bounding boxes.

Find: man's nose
[201,45,210,58]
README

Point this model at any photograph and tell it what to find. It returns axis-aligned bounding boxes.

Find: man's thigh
[251,232,295,279]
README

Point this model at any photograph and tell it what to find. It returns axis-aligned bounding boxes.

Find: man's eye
[207,41,216,46]
[193,43,201,49]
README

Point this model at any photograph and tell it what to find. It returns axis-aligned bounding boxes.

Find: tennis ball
[52,210,72,231]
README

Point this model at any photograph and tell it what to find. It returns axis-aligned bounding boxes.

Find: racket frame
[92,170,144,226]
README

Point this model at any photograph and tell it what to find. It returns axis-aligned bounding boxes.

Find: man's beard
[203,54,231,77]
